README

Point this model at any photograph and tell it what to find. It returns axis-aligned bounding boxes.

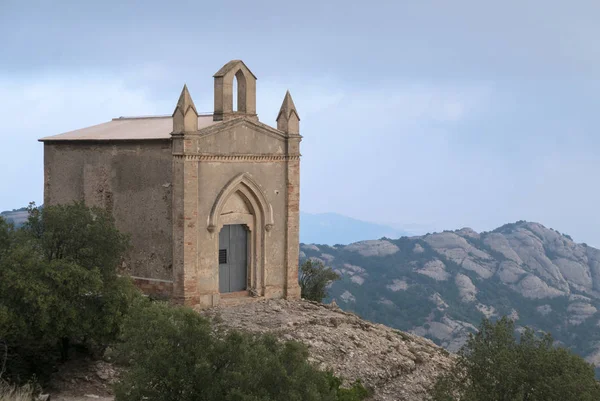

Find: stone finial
[172,84,198,133]
[276,91,300,135]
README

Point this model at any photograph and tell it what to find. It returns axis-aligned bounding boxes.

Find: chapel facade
[39,60,302,308]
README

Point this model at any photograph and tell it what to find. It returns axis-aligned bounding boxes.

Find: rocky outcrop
[0,209,28,226]
[412,316,476,353]
[345,240,400,257]
[387,279,408,292]
[455,274,477,302]
[202,299,454,401]
[425,232,496,278]
[415,259,450,281]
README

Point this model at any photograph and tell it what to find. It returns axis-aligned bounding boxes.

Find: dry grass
[0,381,35,401]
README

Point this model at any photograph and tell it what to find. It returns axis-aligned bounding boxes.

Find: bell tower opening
[233,75,238,112]
[234,69,247,113]
[213,60,257,121]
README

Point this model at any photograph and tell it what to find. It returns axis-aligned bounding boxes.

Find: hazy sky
[1,0,599,245]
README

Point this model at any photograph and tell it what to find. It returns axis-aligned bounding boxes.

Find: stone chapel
[39,60,302,309]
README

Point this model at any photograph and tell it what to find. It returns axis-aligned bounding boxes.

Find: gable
[194,118,287,155]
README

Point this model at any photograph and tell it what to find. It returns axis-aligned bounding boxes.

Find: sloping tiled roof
[38,115,218,142]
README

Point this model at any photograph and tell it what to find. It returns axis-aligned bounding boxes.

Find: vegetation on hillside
[0,203,367,400]
[299,259,340,302]
[114,298,368,401]
[429,317,600,401]
[0,202,139,383]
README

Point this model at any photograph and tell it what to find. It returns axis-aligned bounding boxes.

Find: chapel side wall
[43,141,174,282]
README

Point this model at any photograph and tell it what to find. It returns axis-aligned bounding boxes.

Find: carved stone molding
[208,172,275,233]
[173,154,299,162]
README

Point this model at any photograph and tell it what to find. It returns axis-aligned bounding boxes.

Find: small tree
[429,317,600,401]
[299,259,340,302]
[114,299,368,401]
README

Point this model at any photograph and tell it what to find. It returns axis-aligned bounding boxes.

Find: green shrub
[299,259,340,302]
[325,372,370,401]
[114,299,368,401]
[0,202,141,383]
[429,317,600,401]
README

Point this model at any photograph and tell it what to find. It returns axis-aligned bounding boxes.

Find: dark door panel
[218,224,248,293]
[229,224,248,292]
[218,225,230,293]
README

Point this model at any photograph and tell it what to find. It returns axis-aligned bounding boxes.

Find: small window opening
[234,70,247,113]
[233,75,238,112]
[219,249,227,264]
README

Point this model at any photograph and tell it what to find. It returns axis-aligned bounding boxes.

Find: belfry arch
[213,60,257,121]
[234,69,247,112]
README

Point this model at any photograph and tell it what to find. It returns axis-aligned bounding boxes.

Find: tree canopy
[114,298,368,401]
[0,202,139,382]
[429,316,600,401]
[299,259,340,302]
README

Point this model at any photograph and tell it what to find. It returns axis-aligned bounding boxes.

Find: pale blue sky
[1,0,599,245]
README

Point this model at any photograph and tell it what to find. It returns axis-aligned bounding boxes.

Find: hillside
[202,299,454,401]
[42,300,454,401]
[300,221,600,369]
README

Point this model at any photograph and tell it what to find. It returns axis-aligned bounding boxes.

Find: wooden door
[218,224,248,293]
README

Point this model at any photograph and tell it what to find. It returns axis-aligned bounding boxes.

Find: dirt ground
[44,357,116,401]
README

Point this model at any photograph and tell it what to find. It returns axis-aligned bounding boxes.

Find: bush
[429,317,600,401]
[114,299,368,401]
[299,259,340,302]
[0,202,141,383]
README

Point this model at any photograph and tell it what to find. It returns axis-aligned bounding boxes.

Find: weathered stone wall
[43,140,173,280]
[132,277,173,298]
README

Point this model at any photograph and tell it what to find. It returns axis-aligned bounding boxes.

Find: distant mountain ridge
[300,212,408,245]
[300,221,600,374]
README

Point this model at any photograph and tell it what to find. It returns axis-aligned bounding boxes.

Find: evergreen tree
[299,259,340,302]
[429,317,600,401]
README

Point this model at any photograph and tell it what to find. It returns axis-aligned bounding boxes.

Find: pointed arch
[234,69,247,112]
[207,172,274,233]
